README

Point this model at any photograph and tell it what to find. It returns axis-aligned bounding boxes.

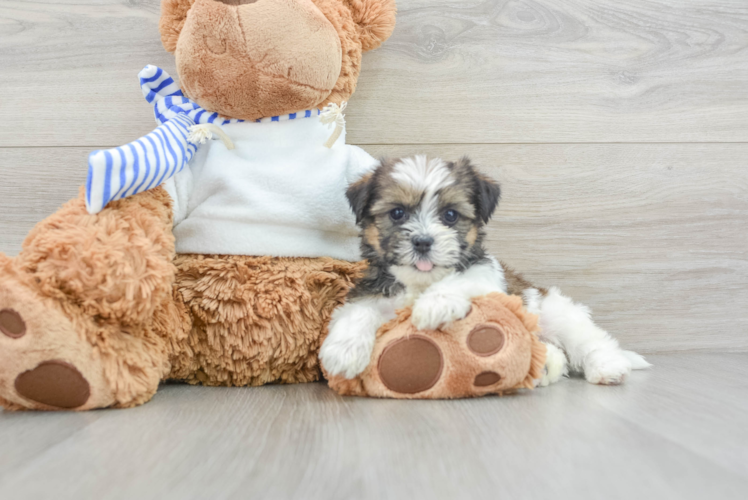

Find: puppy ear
[451,157,501,224]
[160,0,196,53]
[347,0,397,52]
[347,172,376,225]
[474,172,501,224]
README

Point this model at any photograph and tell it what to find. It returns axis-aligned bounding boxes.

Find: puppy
[320,156,650,385]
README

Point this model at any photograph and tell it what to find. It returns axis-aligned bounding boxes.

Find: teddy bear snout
[204,33,228,55]
[175,0,342,121]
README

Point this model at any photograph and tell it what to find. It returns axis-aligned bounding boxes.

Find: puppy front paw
[411,293,472,331]
[584,348,632,385]
[320,335,374,380]
[320,317,377,380]
[536,343,568,387]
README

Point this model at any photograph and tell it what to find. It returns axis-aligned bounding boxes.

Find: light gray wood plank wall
[0,1,746,353]
[1,0,747,146]
[354,0,748,144]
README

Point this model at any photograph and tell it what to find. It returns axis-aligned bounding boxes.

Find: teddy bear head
[159,0,396,121]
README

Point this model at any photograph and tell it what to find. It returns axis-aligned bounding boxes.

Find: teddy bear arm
[0,186,187,410]
[18,186,177,327]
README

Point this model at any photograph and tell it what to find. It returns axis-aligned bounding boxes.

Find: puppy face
[347,156,500,290]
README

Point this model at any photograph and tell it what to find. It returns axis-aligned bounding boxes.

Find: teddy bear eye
[390,207,406,221]
[442,209,459,225]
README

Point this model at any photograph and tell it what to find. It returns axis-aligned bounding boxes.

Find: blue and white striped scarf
[85,65,320,214]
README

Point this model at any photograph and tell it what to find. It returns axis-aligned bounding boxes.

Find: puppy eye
[390,207,406,221]
[442,209,459,224]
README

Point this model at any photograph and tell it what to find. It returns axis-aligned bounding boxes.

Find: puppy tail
[622,350,652,370]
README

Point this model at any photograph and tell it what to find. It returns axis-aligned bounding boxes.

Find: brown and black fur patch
[444,157,500,271]
[501,262,547,297]
[446,157,501,224]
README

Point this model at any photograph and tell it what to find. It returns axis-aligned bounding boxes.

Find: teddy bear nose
[412,235,434,254]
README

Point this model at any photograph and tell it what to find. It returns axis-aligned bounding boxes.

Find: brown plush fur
[0,189,179,409]
[160,0,195,53]
[0,0,393,410]
[168,254,364,387]
[0,188,364,410]
[327,293,547,399]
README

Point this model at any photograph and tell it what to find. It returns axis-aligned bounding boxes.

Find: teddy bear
[326,293,547,399]
[0,0,397,411]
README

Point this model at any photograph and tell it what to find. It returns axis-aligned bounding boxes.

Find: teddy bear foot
[0,260,115,411]
[328,294,548,399]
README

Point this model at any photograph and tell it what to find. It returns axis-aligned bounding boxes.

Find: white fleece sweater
[163,116,376,260]
[85,66,374,261]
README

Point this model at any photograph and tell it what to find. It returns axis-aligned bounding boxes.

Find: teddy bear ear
[347,0,397,52]
[159,0,196,53]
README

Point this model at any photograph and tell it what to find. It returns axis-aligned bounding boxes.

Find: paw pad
[474,371,501,387]
[15,360,90,409]
[467,324,505,356]
[378,335,443,394]
[375,322,511,395]
[0,308,26,338]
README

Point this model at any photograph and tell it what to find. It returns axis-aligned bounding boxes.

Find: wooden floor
[0,1,746,498]
[0,353,746,500]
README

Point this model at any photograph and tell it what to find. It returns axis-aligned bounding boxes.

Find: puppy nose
[412,235,434,254]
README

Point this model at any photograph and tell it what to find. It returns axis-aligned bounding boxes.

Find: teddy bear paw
[411,292,472,331]
[0,268,115,410]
